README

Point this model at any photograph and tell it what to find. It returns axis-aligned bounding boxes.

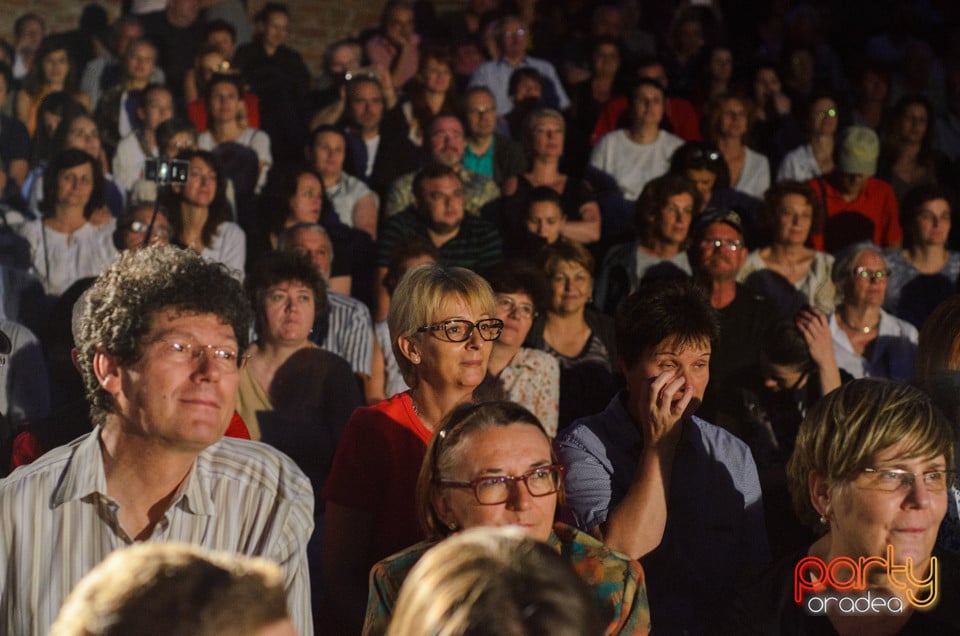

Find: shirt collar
[50,425,215,517]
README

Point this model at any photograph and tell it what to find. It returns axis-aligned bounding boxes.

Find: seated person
[364,401,650,635]
[808,126,901,253]
[556,277,768,635]
[829,243,917,382]
[590,78,683,202]
[727,379,960,635]
[111,83,174,194]
[462,86,526,191]
[595,173,700,314]
[384,114,500,218]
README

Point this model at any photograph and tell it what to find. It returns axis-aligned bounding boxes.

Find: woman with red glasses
[364,401,650,636]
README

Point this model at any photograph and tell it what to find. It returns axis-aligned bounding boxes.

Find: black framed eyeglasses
[438,464,565,505]
[417,318,504,343]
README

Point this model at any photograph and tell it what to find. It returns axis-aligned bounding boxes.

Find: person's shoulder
[0,432,89,492]
[199,436,311,494]
[556,396,624,448]
[328,289,371,316]
[515,346,559,370]
[375,539,433,577]
[659,129,684,148]
[688,414,754,460]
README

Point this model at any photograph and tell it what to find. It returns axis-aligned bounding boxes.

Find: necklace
[409,391,422,419]
[839,310,879,335]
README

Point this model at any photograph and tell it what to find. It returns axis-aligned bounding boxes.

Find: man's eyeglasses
[438,465,565,505]
[689,148,722,162]
[123,220,170,239]
[860,467,958,492]
[853,267,889,280]
[416,318,504,343]
[816,108,838,119]
[153,339,247,372]
[700,238,742,252]
[496,296,537,320]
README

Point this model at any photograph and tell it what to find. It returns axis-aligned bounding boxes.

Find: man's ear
[396,334,421,366]
[93,349,123,396]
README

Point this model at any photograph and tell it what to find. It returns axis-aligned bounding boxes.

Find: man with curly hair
[0,245,314,636]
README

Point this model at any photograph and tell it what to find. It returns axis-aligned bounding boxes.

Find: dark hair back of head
[481,260,551,314]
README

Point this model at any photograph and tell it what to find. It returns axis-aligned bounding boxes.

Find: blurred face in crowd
[208,80,240,125]
[418,174,464,235]
[285,227,333,279]
[695,221,745,281]
[810,97,838,136]
[310,130,346,179]
[328,43,362,75]
[164,131,196,159]
[429,116,466,167]
[56,162,94,210]
[125,42,157,84]
[288,172,323,225]
[591,41,620,78]
[530,115,564,160]
[914,198,951,248]
[499,17,529,62]
[632,83,664,130]
[655,193,694,246]
[67,116,101,160]
[465,90,497,139]
[182,157,218,208]
[16,17,44,53]
[141,88,174,133]
[686,169,716,208]
[385,6,415,45]
[206,29,236,59]
[349,80,385,137]
[526,200,564,244]
[123,207,171,250]
[42,48,69,87]
[775,193,815,247]
[845,249,888,308]
[754,67,781,103]
[262,10,289,51]
[899,103,929,145]
[421,58,453,94]
[513,76,542,102]
[549,260,592,316]
[719,97,748,140]
[709,48,733,83]
[494,292,537,349]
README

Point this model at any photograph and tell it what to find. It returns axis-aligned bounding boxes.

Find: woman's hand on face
[796,307,835,368]
[641,370,692,450]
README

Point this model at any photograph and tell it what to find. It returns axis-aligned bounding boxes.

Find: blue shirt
[556,391,769,635]
[469,56,571,115]
[463,141,495,179]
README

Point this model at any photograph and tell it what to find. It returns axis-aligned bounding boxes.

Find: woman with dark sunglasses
[363,401,651,636]
[321,263,501,633]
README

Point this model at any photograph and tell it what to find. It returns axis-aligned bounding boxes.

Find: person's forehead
[702,221,741,239]
[432,117,463,134]
[290,229,330,250]
[315,130,344,147]
[649,335,711,356]
[149,308,237,338]
[352,81,382,99]
[423,174,462,192]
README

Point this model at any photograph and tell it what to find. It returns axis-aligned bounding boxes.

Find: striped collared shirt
[0,427,315,635]
[314,290,374,377]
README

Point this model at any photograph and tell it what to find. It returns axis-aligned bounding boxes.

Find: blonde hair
[388,263,496,387]
[50,543,289,636]
[786,379,954,529]
[387,526,603,636]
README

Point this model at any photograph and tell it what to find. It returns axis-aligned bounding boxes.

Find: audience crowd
[4,0,960,634]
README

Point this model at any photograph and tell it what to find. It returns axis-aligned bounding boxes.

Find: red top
[323,391,432,563]
[187,92,261,133]
[807,175,902,252]
[591,95,702,145]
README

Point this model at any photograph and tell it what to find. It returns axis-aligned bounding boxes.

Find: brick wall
[0,0,463,77]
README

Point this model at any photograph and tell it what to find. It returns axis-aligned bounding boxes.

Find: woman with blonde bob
[363,401,651,636]
[727,379,960,634]
[386,526,604,636]
[322,264,501,634]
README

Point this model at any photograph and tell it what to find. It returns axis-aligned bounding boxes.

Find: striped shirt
[376,210,503,270]
[313,290,374,377]
[0,428,315,636]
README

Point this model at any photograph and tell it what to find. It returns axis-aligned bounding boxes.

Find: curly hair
[77,245,252,425]
[760,180,824,238]
[245,250,327,336]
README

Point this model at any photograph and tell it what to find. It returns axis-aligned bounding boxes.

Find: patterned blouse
[476,347,561,437]
[363,522,651,636]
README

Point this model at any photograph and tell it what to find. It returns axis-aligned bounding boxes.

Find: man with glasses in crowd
[0,246,314,635]
[687,209,776,422]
